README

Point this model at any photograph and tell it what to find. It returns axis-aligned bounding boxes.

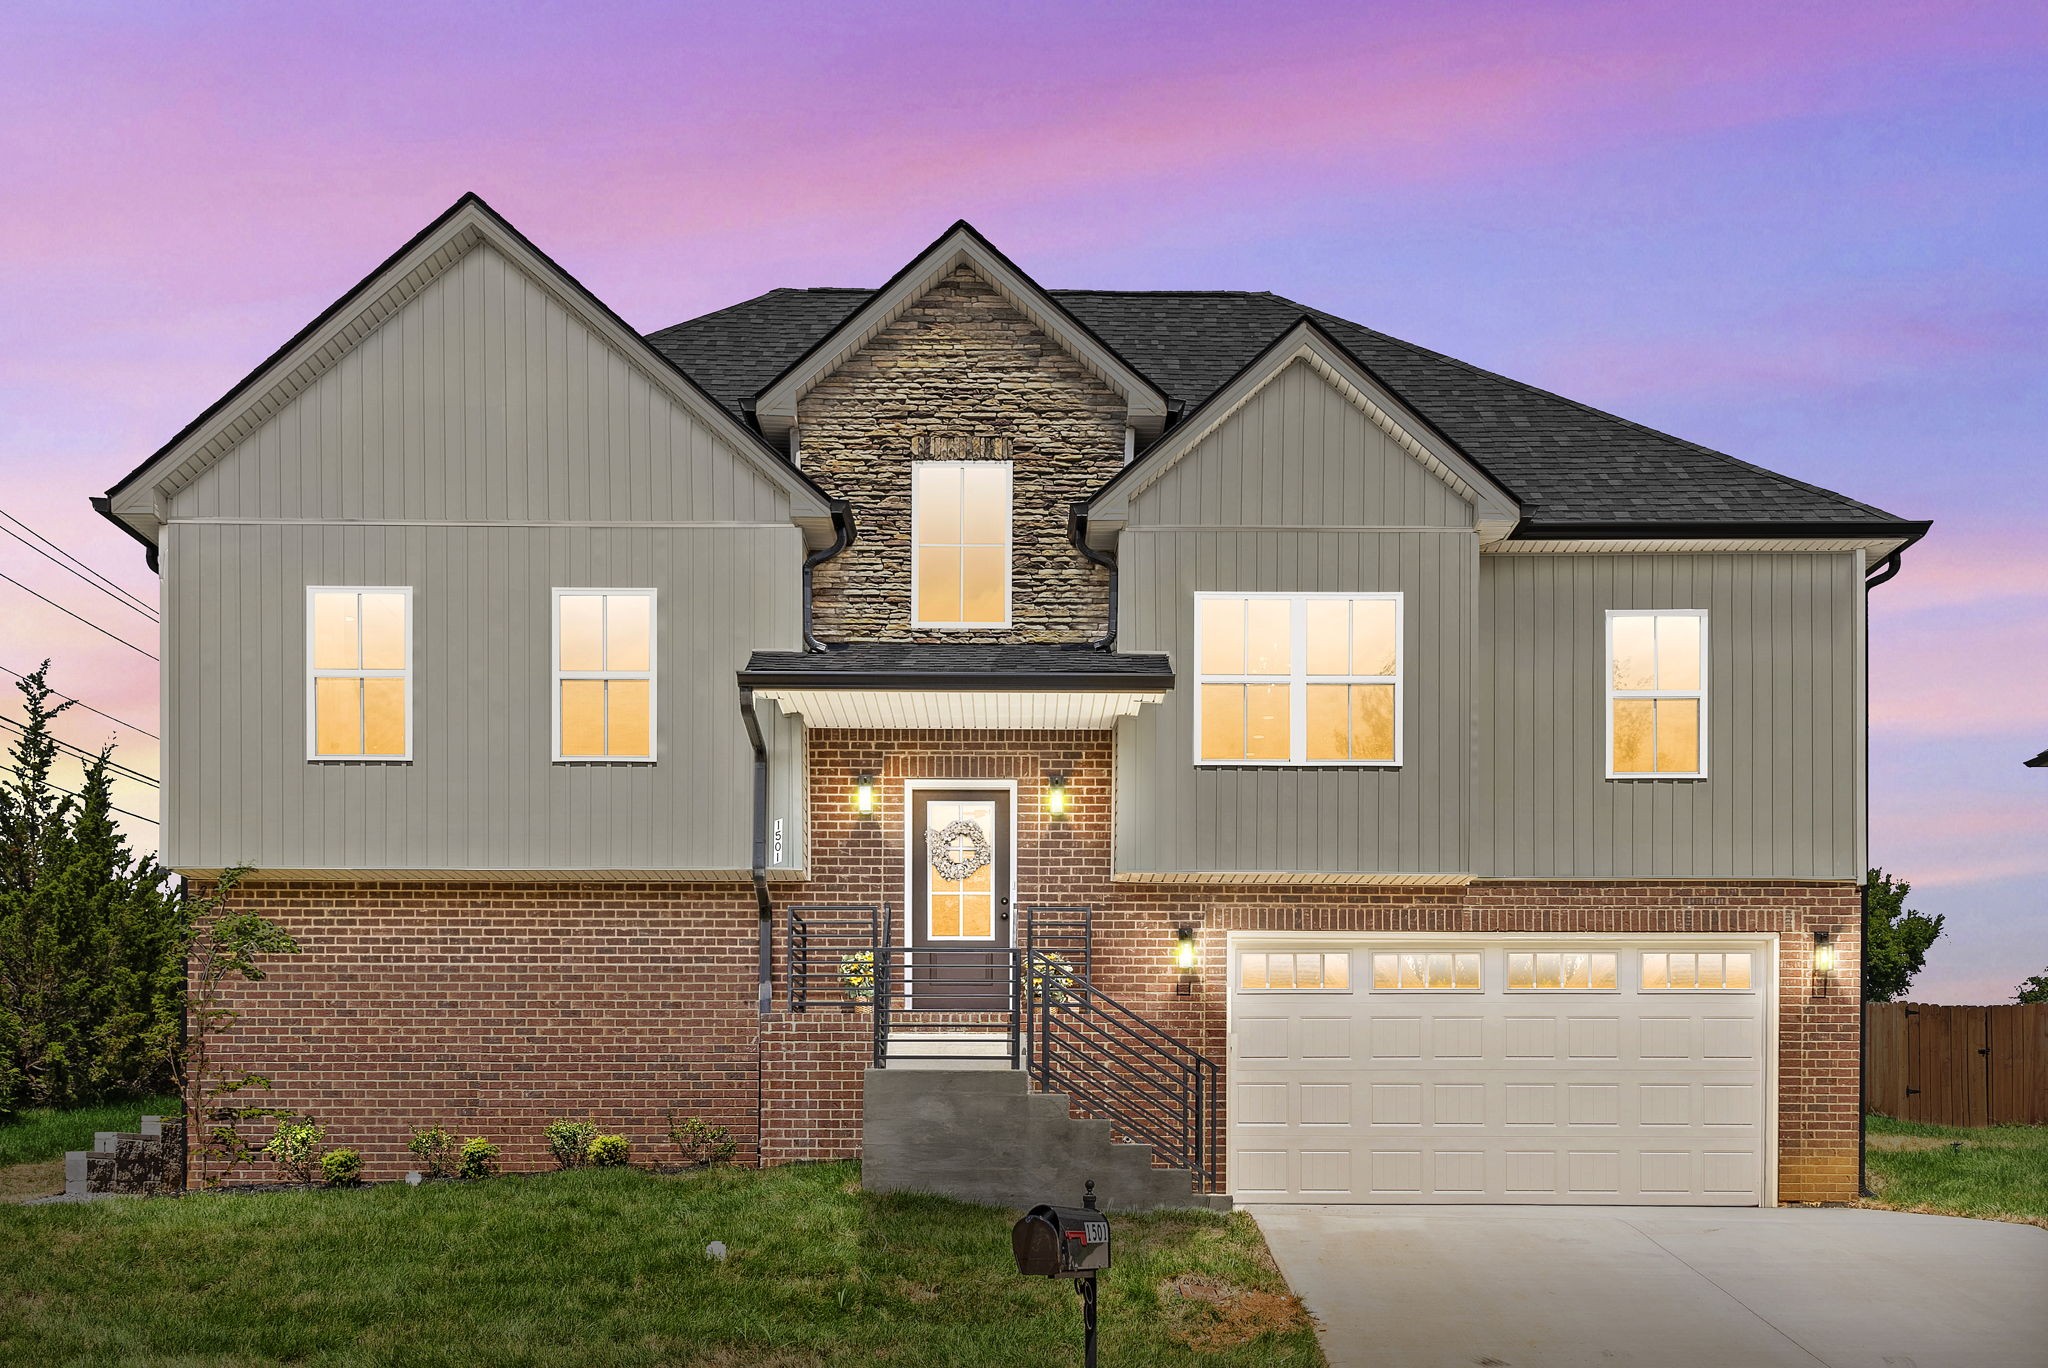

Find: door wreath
[926,818,993,882]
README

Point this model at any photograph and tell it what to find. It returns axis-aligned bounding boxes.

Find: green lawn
[1864,1114,2048,1229]
[0,1095,178,1168]
[0,1161,1322,1367]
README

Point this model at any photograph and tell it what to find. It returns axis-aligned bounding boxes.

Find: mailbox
[1012,1182,1112,1278]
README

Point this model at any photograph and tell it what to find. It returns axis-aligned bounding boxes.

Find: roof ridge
[1282,296,1903,522]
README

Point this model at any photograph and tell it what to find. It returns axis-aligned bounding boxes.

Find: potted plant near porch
[840,950,876,1011]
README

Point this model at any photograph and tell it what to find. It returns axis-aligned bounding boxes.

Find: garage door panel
[1230,939,1769,1205]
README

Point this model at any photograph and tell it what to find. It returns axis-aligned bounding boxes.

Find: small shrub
[263,1117,325,1184]
[839,950,875,1003]
[668,1113,739,1168]
[587,1134,630,1167]
[321,1147,363,1186]
[407,1125,459,1179]
[458,1136,500,1179]
[544,1118,599,1169]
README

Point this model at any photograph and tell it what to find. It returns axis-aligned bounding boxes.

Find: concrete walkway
[1253,1205,2048,1368]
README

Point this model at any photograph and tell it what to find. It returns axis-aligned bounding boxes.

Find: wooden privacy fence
[1865,1002,2048,1126]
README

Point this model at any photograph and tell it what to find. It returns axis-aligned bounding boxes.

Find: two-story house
[99,195,1926,1207]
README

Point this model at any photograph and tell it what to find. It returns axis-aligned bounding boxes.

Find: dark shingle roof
[2027,748,2048,769]
[741,643,1172,689]
[650,287,1921,534]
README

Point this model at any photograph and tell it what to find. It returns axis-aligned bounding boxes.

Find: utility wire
[0,569,158,659]
[0,519,158,622]
[0,508,159,618]
[34,775,160,827]
[0,663,157,739]
[0,714,160,788]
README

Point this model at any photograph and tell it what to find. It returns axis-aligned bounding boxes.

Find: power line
[0,664,157,739]
[34,775,160,827]
[0,569,158,659]
[0,508,159,619]
[0,519,158,623]
[0,715,160,788]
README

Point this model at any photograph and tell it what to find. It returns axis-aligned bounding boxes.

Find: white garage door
[1228,939,1771,1205]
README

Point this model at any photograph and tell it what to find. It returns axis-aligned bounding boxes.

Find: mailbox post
[1011,1179,1111,1368]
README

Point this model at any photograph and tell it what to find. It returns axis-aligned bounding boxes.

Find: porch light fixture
[1813,929,1836,978]
[1046,772,1068,817]
[1174,926,1197,971]
[855,773,875,815]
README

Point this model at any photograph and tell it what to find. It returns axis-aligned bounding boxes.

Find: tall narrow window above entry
[307,587,411,760]
[554,590,656,761]
[913,461,1011,627]
[1607,610,1706,777]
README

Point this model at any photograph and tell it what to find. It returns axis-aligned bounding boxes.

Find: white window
[553,590,656,762]
[1606,610,1706,778]
[307,587,411,760]
[912,461,1011,627]
[1370,951,1480,991]
[1238,952,1350,991]
[1507,951,1619,991]
[1641,951,1753,991]
[1195,592,1401,766]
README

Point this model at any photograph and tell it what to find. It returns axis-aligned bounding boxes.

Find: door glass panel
[1535,952,1562,989]
[1725,953,1753,989]
[1508,953,1535,989]
[925,800,997,940]
[1239,953,1269,989]
[1324,954,1350,989]
[1592,954,1618,989]
[1453,954,1481,990]
[1669,953,1697,989]
[1641,953,1669,990]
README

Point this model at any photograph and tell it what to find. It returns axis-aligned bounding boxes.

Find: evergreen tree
[0,662,181,1117]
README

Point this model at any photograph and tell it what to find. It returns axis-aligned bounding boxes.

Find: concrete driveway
[1253,1205,2048,1368]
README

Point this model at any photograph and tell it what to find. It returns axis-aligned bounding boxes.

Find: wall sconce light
[1813,929,1836,978]
[855,773,875,815]
[1045,773,1068,817]
[1174,926,1197,971]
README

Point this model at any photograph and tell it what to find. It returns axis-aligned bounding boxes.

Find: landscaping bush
[407,1125,458,1178]
[544,1118,599,1169]
[320,1147,363,1186]
[668,1113,738,1168]
[458,1136,500,1179]
[587,1134,630,1167]
[262,1117,324,1184]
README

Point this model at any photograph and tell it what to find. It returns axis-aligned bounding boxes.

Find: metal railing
[1021,948,1220,1191]
[786,903,880,1011]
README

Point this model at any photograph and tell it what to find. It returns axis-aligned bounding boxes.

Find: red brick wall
[200,730,1863,1202]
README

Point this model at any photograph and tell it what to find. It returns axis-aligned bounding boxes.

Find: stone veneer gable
[798,265,1127,642]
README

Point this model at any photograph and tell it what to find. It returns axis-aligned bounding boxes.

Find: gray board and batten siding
[159,241,809,875]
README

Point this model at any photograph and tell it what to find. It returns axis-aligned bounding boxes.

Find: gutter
[801,499,855,652]
[1066,503,1117,649]
[738,688,773,1015]
[89,496,159,574]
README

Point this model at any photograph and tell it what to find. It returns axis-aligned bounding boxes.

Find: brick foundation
[202,732,1862,1202]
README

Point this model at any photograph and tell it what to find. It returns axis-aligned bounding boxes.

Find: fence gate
[1865,1002,2048,1126]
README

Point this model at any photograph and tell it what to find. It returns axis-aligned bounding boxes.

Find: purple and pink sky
[2,1,2042,1000]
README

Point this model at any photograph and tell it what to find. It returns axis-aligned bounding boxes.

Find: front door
[908,788,1011,1010]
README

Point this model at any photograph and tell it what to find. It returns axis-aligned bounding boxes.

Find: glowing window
[1607,610,1706,777]
[1238,952,1351,991]
[554,590,655,761]
[1641,952,1753,991]
[913,461,1011,627]
[1507,952,1619,991]
[1370,951,1480,991]
[307,588,411,760]
[1197,593,1402,765]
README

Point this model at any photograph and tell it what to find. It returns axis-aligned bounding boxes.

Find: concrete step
[862,1065,1215,1212]
[885,1031,1015,1071]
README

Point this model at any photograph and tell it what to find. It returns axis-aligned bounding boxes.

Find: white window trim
[1604,608,1709,780]
[910,459,1013,630]
[1192,591,1403,768]
[1366,949,1483,993]
[1504,949,1622,993]
[551,588,658,764]
[305,586,414,763]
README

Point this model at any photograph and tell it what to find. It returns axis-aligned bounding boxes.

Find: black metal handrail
[869,938,1019,1067]
[786,904,879,1011]
[1022,948,1220,1191]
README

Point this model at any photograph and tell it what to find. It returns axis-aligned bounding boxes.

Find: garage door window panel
[1642,952,1754,991]
[1508,951,1619,991]
[1370,951,1480,991]
[1239,951,1351,991]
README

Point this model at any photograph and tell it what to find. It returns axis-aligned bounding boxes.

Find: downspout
[1857,545,1905,1197]
[802,500,855,652]
[740,686,773,1170]
[1067,503,1117,650]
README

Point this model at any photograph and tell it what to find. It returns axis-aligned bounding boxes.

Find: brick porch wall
[198,730,1863,1202]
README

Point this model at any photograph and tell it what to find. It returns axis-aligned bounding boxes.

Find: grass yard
[0,1160,1322,1367]
[1863,1114,2048,1229]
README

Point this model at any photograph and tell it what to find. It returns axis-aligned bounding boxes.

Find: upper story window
[1607,610,1706,778]
[1195,592,1401,766]
[307,587,411,760]
[554,590,655,762]
[913,460,1011,628]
